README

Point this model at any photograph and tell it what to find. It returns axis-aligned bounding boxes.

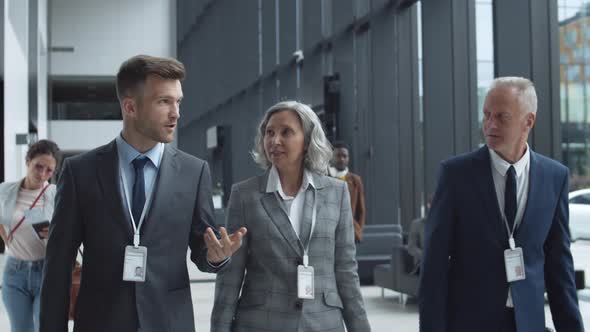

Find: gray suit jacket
[211,171,370,332]
[40,140,221,332]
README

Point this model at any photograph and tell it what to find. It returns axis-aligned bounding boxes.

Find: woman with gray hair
[211,101,371,332]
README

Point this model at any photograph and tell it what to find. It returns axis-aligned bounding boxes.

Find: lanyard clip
[509,237,516,250]
[133,233,140,248]
[303,254,309,267]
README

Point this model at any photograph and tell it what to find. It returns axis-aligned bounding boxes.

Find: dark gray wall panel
[370,8,401,227]
[178,0,209,48]
[333,0,354,33]
[422,0,456,196]
[302,0,322,51]
[395,6,424,224]
[262,76,279,110]
[279,0,297,65]
[353,30,372,222]
[278,69,297,100]
[232,92,261,182]
[262,0,277,74]
[372,0,390,10]
[421,0,477,195]
[354,0,370,18]
[300,52,323,107]
[333,34,355,148]
[494,0,560,159]
[179,0,259,126]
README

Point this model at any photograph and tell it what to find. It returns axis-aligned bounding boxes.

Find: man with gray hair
[419,77,584,332]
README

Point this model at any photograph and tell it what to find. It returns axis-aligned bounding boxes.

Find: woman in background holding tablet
[0,140,60,332]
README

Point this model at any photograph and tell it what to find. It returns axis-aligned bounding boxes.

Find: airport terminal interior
[1,0,590,331]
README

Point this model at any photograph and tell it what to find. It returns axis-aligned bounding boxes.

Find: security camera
[293,50,304,64]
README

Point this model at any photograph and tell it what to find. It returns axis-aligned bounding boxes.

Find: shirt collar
[265,165,315,199]
[328,166,349,179]
[116,133,164,168]
[489,143,530,177]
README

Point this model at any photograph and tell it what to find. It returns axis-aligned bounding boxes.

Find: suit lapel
[258,172,304,256]
[258,172,328,257]
[306,173,326,241]
[96,140,132,241]
[472,146,506,246]
[139,145,178,239]
[516,151,540,238]
[260,193,303,256]
[298,188,315,248]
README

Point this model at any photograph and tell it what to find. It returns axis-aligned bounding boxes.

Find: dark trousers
[501,308,517,332]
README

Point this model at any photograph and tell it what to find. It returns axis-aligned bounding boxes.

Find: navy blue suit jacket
[419,146,584,332]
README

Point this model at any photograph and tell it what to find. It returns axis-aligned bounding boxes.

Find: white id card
[24,208,45,224]
[504,247,526,282]
[123,245,147,282]
[297,265,314,299]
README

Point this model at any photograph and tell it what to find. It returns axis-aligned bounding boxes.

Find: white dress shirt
[489,145,530,230]
[266,165,315,238]
[489,144,530,307]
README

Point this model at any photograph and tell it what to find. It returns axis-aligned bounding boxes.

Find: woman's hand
[39,226,49,239]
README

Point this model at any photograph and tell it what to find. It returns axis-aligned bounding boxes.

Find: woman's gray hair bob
[251,101,333,174]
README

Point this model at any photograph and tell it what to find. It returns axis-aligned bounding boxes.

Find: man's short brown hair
[116,55,186,102]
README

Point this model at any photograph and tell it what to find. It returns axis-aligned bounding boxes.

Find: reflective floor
[0,241,588,331]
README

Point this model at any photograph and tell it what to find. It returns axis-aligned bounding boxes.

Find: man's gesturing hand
[204,226,248,263]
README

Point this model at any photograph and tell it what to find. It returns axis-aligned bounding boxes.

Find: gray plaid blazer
[211,171,370,332]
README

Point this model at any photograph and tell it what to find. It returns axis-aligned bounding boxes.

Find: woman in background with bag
[0,140,61,332]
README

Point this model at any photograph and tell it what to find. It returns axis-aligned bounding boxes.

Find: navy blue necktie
[132,156,149,226]
[504,166,517,231]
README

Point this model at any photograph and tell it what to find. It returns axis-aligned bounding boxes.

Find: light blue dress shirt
[115,134,164,220]
[115,134,228,267]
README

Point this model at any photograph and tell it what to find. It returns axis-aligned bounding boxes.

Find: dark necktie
[504,166,517,231]
[132,156,149,226]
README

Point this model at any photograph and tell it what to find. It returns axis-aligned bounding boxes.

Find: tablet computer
[32,221,50,239]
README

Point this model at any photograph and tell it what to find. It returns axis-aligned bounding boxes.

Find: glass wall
[559,0,590,190]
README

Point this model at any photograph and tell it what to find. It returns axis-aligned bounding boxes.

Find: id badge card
[297,265,315,299]
[24,208,46,225]
[504,247,526,282]
[123,245,147,282]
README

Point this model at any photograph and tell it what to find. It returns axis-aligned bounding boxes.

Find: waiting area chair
[374,224,587,304]
[355,224,402,285]
[373,233,419,303]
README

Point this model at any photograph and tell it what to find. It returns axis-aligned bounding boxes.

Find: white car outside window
[569,189,590,241]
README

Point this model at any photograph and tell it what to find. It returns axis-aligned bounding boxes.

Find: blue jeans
[2,256,44,332]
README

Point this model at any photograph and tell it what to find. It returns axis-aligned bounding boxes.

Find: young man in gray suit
[40,55,246,332]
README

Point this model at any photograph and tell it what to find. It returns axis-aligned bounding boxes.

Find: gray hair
[489,76,537,114]
[252,101,333,174]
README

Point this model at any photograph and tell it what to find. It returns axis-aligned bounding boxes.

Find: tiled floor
[0,241,588,331]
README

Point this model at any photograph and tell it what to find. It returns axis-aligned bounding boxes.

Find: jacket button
[295,300,303,309]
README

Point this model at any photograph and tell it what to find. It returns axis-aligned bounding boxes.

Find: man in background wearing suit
[329,141,366,242]
[419,77,584,332]
[40,55,246,332]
